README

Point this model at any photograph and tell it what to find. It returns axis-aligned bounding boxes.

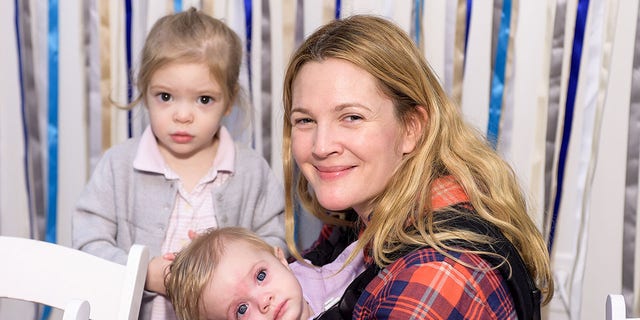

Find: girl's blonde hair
[282,14,553,304]
[165,227,274,320]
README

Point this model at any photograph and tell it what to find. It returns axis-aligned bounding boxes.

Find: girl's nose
[173,103,193,123]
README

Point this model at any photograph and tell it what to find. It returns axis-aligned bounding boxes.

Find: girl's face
[290,58,418,218]
[202,241,310,320]
[146,61,230,163]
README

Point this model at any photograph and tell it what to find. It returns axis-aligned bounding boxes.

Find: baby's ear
[273,247,290,269]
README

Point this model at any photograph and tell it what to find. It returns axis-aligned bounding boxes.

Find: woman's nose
[312,123,341,158]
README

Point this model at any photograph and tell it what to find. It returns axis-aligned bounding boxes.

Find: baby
[165,227,365,320]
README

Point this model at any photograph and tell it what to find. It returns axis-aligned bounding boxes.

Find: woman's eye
[236,304,248,318]
[292,117,313,125]
[257,270,266,282]
[345,114,363,122]
[159,93,171,102]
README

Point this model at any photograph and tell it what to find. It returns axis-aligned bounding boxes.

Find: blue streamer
[464,0,473,62]
[41,3,59,319]
[244,0,252,93]
[413,0,424,45]
[125,0,132,137]
[46,0,59,245]
[548,0,590,254]
[174,0,182,13]
[486,0,512,147]
[335,0,341,19]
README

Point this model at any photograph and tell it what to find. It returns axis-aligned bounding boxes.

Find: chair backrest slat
[0,236,148,320]
[606,294,640,320]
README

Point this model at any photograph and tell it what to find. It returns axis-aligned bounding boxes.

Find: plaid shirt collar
[431,175,469,210]
[360,176,469,262]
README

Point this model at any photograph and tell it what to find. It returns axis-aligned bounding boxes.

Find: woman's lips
[315,165,354,180]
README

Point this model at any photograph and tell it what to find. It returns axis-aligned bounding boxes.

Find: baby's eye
[198,96,213,104]
[159,92,172,102]
[236,304,248,318]
[257,270,266,282]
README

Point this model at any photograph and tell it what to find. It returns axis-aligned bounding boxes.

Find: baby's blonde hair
[165,227,274,320]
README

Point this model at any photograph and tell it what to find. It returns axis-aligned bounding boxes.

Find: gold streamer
[282,0,296,67]
[166,0,174,13]
[452,0,467,106]
[529,0,557,230]
[99,0,112,151]
[202,0,215,16]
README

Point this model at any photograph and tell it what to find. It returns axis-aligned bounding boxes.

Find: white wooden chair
[607,294,640,320]
[0,236,148,320]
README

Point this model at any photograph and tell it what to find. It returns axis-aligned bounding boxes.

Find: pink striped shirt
[135,126,235,320]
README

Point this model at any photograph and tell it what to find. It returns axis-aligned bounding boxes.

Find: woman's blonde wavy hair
[282,14,553,304]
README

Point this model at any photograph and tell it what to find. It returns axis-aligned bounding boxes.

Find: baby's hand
[163,229,200,262]
[163,252,178,261]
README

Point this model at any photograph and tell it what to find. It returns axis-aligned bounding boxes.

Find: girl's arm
[72,149,129,265]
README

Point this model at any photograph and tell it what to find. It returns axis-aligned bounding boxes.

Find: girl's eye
[257,270,266,282]
[198,96,213,104]
[159,93,171,102]
[236,304,248,318]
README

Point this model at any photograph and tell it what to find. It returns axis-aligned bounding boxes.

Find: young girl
[72,8,285,320]
[165,227,365,320]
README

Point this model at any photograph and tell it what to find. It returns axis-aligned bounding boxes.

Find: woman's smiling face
[290,58,417,218]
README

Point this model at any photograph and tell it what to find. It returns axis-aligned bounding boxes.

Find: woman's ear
[273,246,290,269]
[401,105,427,154]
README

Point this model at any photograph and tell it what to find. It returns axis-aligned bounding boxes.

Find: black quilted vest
[313,205,542,320]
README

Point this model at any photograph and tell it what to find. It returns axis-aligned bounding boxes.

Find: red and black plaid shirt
[354,245,515,319]
[305,176,516,319]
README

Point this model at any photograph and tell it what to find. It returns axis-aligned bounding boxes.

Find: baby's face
[201,240,308,320]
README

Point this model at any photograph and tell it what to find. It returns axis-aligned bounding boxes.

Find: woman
[282,15,553,319]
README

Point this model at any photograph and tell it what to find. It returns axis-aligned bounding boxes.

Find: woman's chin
[317,196,361,213]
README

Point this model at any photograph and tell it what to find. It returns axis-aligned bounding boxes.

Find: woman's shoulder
[357,247,514,319]
[380,247,503,290]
